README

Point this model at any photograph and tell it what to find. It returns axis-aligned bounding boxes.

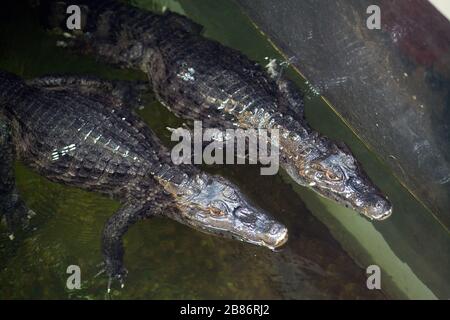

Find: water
[0,0,448,299]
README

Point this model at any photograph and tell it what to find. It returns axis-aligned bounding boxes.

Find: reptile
[0,71,288,290]
[43,0,392,220]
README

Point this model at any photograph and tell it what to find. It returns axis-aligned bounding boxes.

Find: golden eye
[209,206,225,216]
[326,171,341,181]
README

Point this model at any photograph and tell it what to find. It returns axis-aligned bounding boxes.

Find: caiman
[43,0,392,220]
[0,71,288,290]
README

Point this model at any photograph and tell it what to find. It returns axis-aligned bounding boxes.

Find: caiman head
[163,172,288,250]
[283,133,392,220]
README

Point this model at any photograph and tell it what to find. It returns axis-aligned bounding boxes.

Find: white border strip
[429,0,450,22]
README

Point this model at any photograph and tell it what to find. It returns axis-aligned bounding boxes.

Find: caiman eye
[326,171,341,181]
[209,206,225,216]
[209,201,227,216]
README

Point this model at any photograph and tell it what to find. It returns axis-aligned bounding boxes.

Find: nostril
[371,200,392,220]
[370,195,388,210]
[269,224,283,235]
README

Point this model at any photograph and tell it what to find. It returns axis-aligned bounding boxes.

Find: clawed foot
[95,260,128,293]
[1,194,35,240]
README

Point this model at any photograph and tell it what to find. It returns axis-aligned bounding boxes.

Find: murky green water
[0,0,448,299]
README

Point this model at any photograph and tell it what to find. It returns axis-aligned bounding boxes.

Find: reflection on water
[0,0,448,299]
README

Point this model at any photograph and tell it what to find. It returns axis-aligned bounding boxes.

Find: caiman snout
[233,211,288,249]
[261,223,288,249]
[169,173,289,250]
[361,194,392,221]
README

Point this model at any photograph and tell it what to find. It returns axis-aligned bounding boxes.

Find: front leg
[101,201,160,292]
[0,116,33,238]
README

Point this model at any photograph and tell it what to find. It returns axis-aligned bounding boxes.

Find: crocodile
[43,0,392,220]
[0,71,288,290]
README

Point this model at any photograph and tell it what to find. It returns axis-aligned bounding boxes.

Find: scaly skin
[43,0,392,219]
[0,71,287,291]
